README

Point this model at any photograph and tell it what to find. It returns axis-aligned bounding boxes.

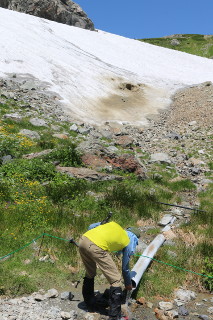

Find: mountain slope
[139,34,213,59]
[0,8,213,124]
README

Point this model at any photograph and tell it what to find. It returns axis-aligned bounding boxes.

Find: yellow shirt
[83,221,130,252]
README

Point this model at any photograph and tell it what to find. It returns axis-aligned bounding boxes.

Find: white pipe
[131,234,165,290]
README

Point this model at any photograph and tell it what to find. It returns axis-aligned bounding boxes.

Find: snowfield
[0,8,212,124]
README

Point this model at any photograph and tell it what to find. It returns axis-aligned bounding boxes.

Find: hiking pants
[79,236,122,287]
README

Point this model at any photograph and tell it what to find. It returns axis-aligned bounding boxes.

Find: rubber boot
[82,277,95,312]
[108,286,123,320]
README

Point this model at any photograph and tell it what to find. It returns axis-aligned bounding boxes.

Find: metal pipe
[131,234,165,290]
[156,201,206,212]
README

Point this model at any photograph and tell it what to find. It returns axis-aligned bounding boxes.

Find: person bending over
[79,221,140,320]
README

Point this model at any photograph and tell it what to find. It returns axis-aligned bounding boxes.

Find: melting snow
[0,8,212,124]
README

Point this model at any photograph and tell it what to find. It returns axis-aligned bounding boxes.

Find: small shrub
[45,174,87,203]
[44,142,82,167]
[0,159,56,182]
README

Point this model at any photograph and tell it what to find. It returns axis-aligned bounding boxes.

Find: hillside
[139,34,213,59]
[0,7,212,320]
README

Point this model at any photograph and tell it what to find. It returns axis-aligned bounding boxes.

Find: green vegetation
[0,97,212,298]
[139,34,213,58]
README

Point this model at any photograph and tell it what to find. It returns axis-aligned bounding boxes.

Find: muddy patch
[94,80,171,125]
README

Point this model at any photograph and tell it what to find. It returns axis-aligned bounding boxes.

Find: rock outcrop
[0,0,94,30]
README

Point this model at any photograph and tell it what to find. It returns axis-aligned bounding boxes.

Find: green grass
[139,34,213,58]
[0,97,212,298]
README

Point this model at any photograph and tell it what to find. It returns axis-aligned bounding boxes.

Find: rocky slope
[0,0,94,30]
[0,75,212,319]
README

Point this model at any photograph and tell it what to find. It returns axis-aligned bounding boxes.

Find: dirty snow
[0,8,212,124]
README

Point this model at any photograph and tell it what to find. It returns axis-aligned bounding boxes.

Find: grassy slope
[0,95,212,298]
[139,34,213,58]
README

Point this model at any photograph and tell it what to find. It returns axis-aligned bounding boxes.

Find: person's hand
[125,284,133,291]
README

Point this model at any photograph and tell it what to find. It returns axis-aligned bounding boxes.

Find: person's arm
[122,245,132,290]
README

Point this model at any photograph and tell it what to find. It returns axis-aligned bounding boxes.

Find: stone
[165,310,179,318]
[19,129,40,139]
[70,124,79,132]
[1,0,94,30]
[167,132,182,140]
[188,120,197,126]
[29,118,48,127]
[56,166,123,182]
[178,305,189,316]
[33,293,46,301]
[207,307,213,314]
[174,289,196,302]
[105,146,119,153]
[46,288,59,298]
[154,308,170,320]
[78,127,91,135]
[171,39,180,46]
[60,291,74,300]
[158,214,173,226]
[150,153,171,164]
[4,113,23,122]
[115,135,134,147]
[198,316,209,320]
[22,149,53,159]
[1,155,13,164]
[146,301,154,308]
[61,311,71,319]
[159,301,174,311]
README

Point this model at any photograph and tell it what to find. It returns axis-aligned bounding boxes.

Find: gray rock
[159,301,173,310]
[171,39,180,46]
[1,0,94,30]
[19,129,40,139]
[158,214,173,226]
[61,311,71,319]
[46,288,59,298]
[29,118,48,127]
[60,292,70,300]
[1,155,13,164]
[78,127,90,135]
[150,152,171,164]
[178,305,189,316]
[105,146,119,153]
[207,307,213,314]
[191,167,201,175]
[188,120,197,126]
[175,289,196,302]
[198,315,209,320]
[167,132,182,140]
[70,124,79,132]
[33,293,47,301]
[22,149,53,159]
[4,113,23,122]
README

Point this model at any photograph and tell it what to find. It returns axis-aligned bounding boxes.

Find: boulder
[174,289,196,303]
[0,0,94,30]
[150,153,171,164]
[4,113,23,122]
[22,149,53,159]
[56,166,123,181]
[19,129,40,139]
[29,118,48,127]
[46,288,59,298]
